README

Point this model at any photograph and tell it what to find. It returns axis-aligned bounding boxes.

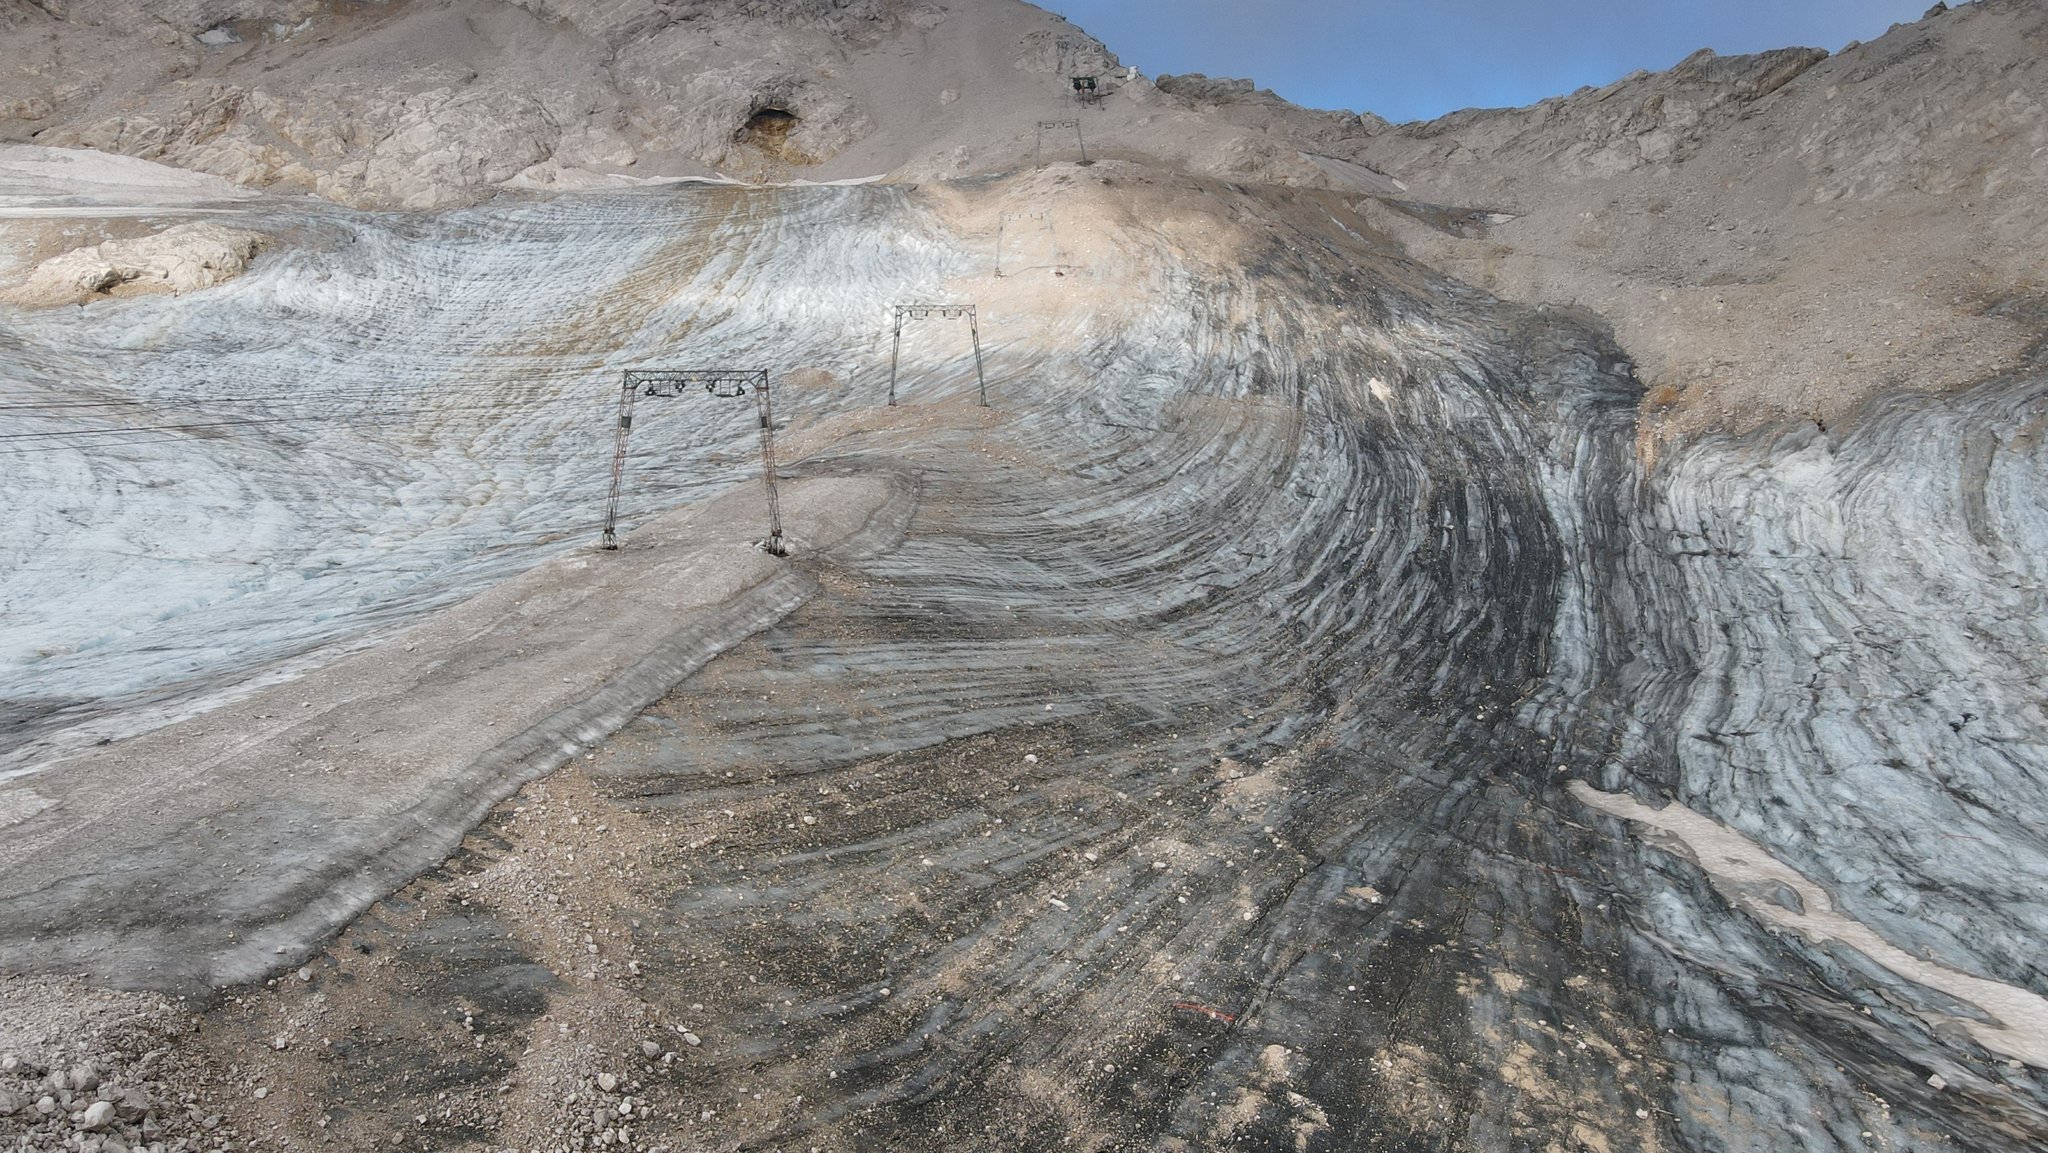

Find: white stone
[79,1100,118,1131]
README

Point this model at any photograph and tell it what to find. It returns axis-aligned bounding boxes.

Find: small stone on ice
[1927,1073,1947,1090]
[641,1041,661,1059]
[597,1072,618,1092]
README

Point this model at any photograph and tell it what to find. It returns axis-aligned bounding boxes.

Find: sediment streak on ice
[1571,780,2048,1069]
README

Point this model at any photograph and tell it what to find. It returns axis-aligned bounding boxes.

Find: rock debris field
[0,5,2044,1150]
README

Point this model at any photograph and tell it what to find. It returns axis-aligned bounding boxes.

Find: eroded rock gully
[1,169,2044,1152]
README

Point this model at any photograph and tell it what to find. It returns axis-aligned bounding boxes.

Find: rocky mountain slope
[1158,2,2048,443]
[0,0,1340,206]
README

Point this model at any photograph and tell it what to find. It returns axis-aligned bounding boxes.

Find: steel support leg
[970,312,989,407]
[600,381,637,549]
[887,314,904,407]
[755,378,786,556]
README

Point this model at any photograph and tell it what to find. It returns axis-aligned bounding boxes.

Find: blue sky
[1038,0,1941,122]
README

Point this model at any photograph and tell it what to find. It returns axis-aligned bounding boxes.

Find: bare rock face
[15,2,633,209]
[0,0,1089,205]
[1156,73,1259,101]
[1156,72,1391,154]
[1010,24,1118,76]
[1383,46,1828,180]
[1,0,1355,205]
[5,222,265,306]
[1345,0,2048,441]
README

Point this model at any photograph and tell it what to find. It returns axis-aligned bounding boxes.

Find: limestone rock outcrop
[6,222,265,306]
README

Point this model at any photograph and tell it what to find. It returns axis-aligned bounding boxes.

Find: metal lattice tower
[886,304,987,408]
[1035,119,1087,166]
[600,368,785,555]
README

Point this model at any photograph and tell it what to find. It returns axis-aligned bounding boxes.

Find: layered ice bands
[0,184,968,766]
[1,173,2044,1151]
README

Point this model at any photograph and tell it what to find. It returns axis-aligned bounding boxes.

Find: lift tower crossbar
[886,303,987,408]
[600,368,785,556]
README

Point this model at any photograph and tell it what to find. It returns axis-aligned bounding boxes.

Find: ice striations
[0,183,963,763]
[1,163,2043,1148]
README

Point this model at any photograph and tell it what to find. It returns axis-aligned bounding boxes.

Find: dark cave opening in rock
[739,106,799,145]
